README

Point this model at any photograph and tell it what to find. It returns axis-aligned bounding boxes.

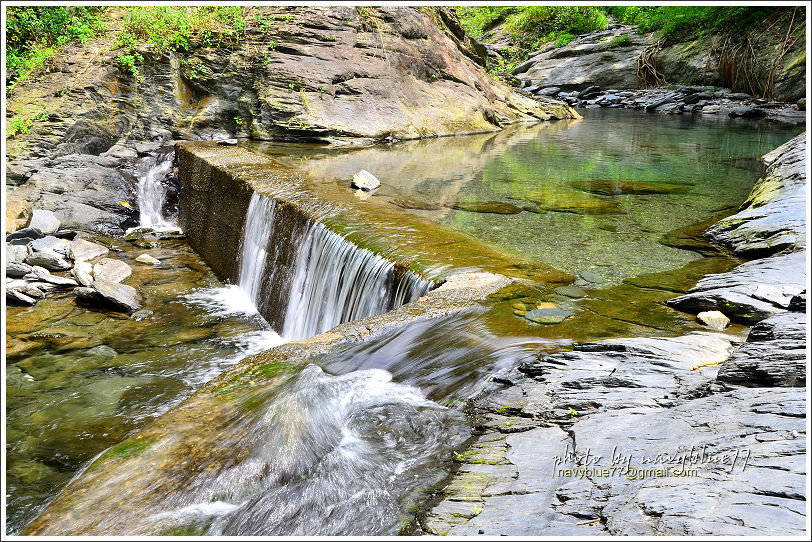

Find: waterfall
[136,151,176,228]
[282,221,431,340]
[237,194,277,306]
[233,192,432,340]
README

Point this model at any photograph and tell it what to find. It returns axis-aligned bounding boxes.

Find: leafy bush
[554,33,577,47]
[6,6,107,87]
[116,52,144,80]
[6,110,50,138]
[605,34,631,48]
[457,6,609,70]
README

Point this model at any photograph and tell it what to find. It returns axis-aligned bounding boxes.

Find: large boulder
[92,258,133,283]
[69,238,110,262]
[513,26,651,90]
[707,133,806,257]
[666,251,806,324]
[717,312,806,387]
[6,6,574,166]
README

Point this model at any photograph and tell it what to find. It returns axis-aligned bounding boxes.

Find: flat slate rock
[69,238,109,262]
[426,331,807,536]
[666,251,806,323]
[7,227,44,242]
[718,312,806,387]
[75,280,141,313]
[92,258,133,283]
[24,251,72,272]
[707,133,806,257]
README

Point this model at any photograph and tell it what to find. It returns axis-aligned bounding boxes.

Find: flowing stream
[8,110,803,535]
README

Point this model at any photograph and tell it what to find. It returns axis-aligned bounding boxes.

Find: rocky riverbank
[490,14,805,123]
[533,85,805,124]
[421,134,807,536]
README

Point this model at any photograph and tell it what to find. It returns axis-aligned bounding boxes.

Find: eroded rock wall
[6,6,574,164]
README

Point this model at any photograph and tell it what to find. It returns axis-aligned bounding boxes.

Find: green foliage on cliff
[458,6,609,52]
[114,6,247,54]
[607,5,786,43]
[5,6,107,88]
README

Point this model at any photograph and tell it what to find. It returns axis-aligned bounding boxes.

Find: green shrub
[607,5,786,43]
[605,34,631,48]
[5,6,107,87]
[6,110,49,138]
[554,33,577,47]
[114,6,247,54]
[115,52,144,80]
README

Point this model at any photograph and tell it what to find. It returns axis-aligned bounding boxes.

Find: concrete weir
[176,141,572,337]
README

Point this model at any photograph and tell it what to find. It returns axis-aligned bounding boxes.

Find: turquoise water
[261,109,801,286]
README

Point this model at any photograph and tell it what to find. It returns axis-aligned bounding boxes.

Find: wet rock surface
[667,134,806,323]
[666,251,806,323]
[717,312,806,387]
[707,133,806,256]
[422,333,806,536]
[423,132,807,536]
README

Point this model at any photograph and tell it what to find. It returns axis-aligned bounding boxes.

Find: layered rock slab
[422,333,806,536]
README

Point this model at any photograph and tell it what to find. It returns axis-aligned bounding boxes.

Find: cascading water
[282,222,431,340]
[221,191,432,340]
[238,194,277,306]
[135,151,176,229]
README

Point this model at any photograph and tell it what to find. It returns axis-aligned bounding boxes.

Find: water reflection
[253,110,800,285]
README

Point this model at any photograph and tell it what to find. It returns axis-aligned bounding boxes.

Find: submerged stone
[572,180,690,196]
[521,189,624,215]
[392,198,443,211]
[524,308,573,324]
[447,201,524,214]
[554,286,586,298]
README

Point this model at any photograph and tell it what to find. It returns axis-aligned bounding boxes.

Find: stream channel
[6,109,802,534]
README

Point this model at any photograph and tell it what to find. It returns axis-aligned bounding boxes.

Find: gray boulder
[30,235,71,255]
[7,288,37,306]
[69,238,109,262]
[24,251,72,272]
[707,133,806,256]
[667,251,806,324]
[7,227,44,242]
[28,209,61,234]
[75,280,142,313]
[92,258,132,283]
[7,261,33,278]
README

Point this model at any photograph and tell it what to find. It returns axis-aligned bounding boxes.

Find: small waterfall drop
[136,150,176,229]
[282,222,431,340]
[238,194,277,306]
[229,192,432,340]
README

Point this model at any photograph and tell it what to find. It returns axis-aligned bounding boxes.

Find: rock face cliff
[508,14,805,102]
[6,6,573,163]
